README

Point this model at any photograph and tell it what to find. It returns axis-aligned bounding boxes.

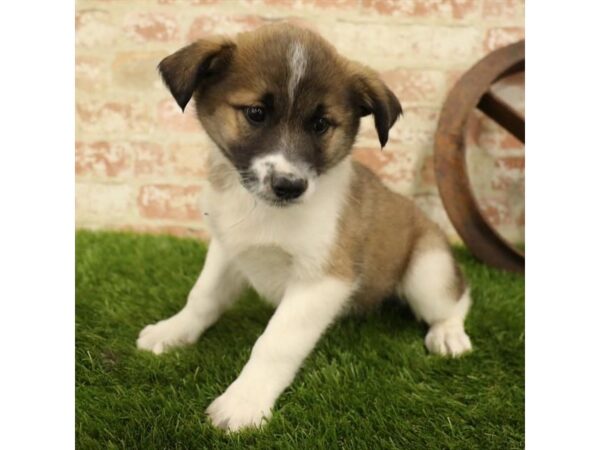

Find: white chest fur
[203,156,352,305]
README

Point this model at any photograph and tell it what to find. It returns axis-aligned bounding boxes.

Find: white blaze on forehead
[287,41,307,106]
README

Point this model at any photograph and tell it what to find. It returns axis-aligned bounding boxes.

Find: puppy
[137,23,472,432]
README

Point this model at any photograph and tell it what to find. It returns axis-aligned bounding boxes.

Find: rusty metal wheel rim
[434,40,525,273]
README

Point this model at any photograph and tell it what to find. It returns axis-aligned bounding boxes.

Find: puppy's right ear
[158,38,235,112]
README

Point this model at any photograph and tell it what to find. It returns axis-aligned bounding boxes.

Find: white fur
[424,296,472,357]
[287,41,307,106]
[250,152,316,202]
[206,277,354,431]
[401,250,472,356]
[206,147,352,304]
[136,239,246,354]
[252,152,305,179]
[137,144,472,431]
[137,147,355,431]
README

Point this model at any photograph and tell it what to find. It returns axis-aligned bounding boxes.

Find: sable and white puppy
[137,24,472,432]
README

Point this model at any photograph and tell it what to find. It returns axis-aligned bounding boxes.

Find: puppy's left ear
[351,64,402,148]
[158,37,235,112]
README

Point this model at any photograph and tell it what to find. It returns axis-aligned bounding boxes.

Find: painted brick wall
[75,0,525,243]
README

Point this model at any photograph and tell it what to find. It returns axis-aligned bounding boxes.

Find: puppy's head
[159,24,402,206]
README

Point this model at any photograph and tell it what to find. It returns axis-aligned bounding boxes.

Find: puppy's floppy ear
[351,64,402,148]
[158,37,235,112]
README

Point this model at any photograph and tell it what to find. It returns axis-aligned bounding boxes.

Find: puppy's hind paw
[425,321,472,357]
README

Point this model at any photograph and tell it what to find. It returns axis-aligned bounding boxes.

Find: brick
[133,140,208,178]
[391,107,439,147]
[159,0,220,4]
[431,26,482,64]
[132,142,167,177]
[362,0,478,20]
[470,113,490,147]
[309,0,359,8]
[269,17,316,31]
[112,51,165,90]
[168,142,208,178]
[478,197,510,226]
[254,0,295,6]
[490,72,525,115]
[381,69,446,103]
[446,67,524,114]
[123,12,179,43]
[77,100,153,134]
[76,9,118,48]
[318,23,480,69]
[75,56,109,93]
[157,98,202,133]
[413,194,458,240]
[76,183,133,220]
[353,145,418,194]
[419,154,436,189]
[137,184,203,220]
[261,0,359,8]
[463,128,524,238]
[74,0,524,242]
[445,70,464,91]
[482,0,525,20]
[477,196,524,243]
[353,147,395,176]
[496,156,525,174]
[467,112,524,153]
[76,141,132,178]
[363,0,414,15]
[491,156,525,190]
[187,15,266,41]
[498,132,523,151]
[356,106,438,152]
[484,27,525,52]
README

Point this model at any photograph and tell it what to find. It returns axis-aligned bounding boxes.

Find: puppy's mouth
[256,194,302,208]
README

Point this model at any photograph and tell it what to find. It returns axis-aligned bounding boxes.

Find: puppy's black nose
[270,174,307,200]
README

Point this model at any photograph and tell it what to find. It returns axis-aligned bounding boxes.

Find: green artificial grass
[76,230,524,449]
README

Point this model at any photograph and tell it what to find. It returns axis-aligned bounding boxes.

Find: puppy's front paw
[206,382,273,432]
[425,321,472,357]
[136,310,203,355]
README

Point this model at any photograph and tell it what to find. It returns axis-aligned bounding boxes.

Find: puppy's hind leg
[137,238,245,354]
[400,236,472,357]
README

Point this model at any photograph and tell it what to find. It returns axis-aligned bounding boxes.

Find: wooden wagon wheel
[434,40,525,273]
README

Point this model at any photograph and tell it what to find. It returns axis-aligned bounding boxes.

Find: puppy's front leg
[137,239,245,354]
[206,276,354,432]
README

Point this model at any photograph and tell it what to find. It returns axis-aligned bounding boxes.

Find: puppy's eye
[313,117,330,135]
[245,106,266,124]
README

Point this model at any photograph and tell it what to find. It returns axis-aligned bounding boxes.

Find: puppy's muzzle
[269,173,307,200]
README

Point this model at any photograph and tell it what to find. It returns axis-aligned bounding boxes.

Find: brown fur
[158,24,401,179]
[158,23,464,310]
[327,162,465,311]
